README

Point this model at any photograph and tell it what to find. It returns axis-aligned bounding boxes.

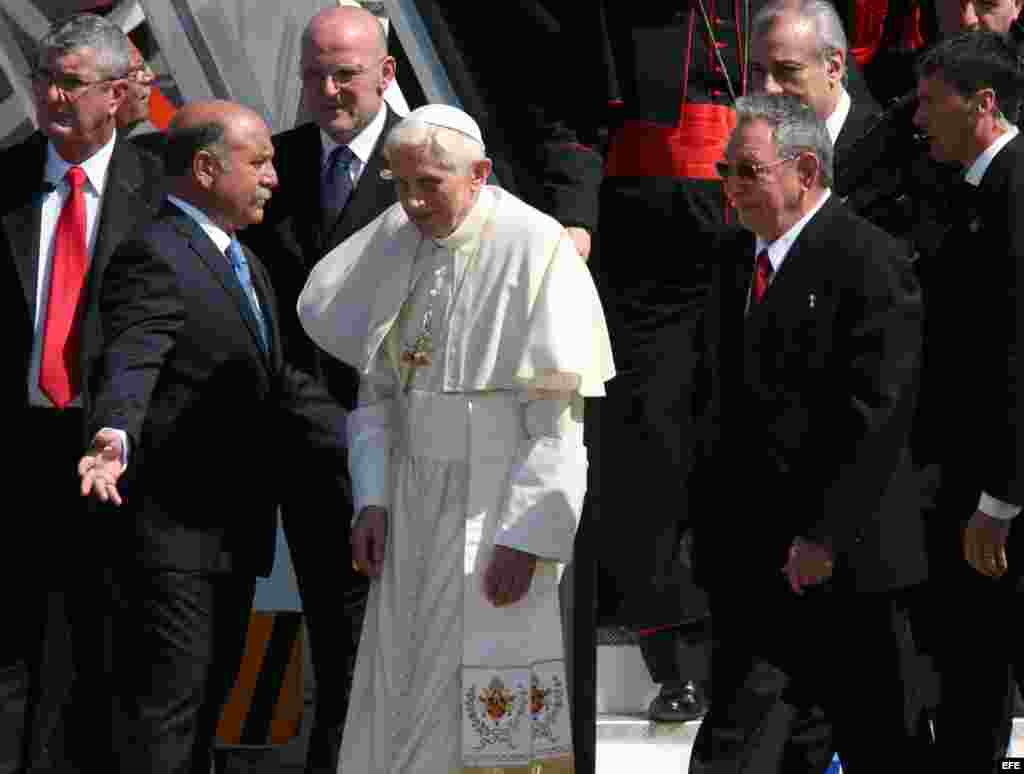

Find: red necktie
[40,166,88,409]
[752,249,773,304]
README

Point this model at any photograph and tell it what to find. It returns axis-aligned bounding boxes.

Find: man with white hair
[298,103,614,772]
[687,92,929,773]
[752,0,954,259]
[751,0,884,191]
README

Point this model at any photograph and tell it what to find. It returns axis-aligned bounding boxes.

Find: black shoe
[647,680,707,723]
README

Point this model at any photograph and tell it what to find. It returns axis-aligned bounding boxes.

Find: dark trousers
[110,567,255,774]
[690,585,931,773]
[915,468,1023,768]
[639,621,713,687]
[280,490,367,773]
[6,408,87,772]
[929,566,1023,768]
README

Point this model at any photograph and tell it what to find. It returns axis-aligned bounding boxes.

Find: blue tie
[323,144,355,227]
[226,237,269,354]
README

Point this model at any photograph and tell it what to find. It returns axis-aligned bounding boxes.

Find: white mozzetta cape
[296,185,615,398]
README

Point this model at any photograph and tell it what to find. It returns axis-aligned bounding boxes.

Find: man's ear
[107,79,128,117]
[193,149,221,189]
[379,56,397,92]
[974,87,998,116]
[472,157,493,186]
[825,48,845,89]
[796,151,820,190]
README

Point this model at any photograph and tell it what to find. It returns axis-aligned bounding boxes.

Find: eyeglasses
[301,57,388,88]
[715,154,801,181]
[30,67,120,99]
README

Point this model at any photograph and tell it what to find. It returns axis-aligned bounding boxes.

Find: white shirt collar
[45,129,118,194]
[755,189,832,272]
[825,88,851,147]
[165,194,233,254]
[965,125,1020,186]
[320,103,388,171]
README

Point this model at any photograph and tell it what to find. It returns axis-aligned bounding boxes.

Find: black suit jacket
[836,92,960,256]
[915,134,1024,577]
[241,108,400,407]
[88,202,348,578]
[0,132,164,435]
[694,196,927,595]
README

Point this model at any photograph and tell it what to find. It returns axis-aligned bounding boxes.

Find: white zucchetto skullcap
[404,104,485,149]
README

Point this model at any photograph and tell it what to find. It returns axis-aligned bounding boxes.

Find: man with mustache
[239,7,399,771]
[0,12,163,771]
[78,98,349,774]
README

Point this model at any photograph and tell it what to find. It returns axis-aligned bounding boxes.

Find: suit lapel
[91,139,156,273]
[2,133,49,319]
[171,207,272,366]
[834,95,879,165]
[82,139,161,333]
[242,241,277,363]
[745,197,838,334]
[288,124,329,261]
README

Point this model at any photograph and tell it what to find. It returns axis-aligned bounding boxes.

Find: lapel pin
[968,217,982,233]
[808,293,816,309]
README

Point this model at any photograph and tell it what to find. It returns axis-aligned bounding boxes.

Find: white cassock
[297,185,614,773]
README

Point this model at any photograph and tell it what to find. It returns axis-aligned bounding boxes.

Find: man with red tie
[688,93,930,772]
[0,12,163,772]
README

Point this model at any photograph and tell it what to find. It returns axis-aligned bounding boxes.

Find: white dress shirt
[319,103,388,189]
[29,131,118,408]
[825,88,852,147]
[964,123,1021,521]
[747,190,832,312]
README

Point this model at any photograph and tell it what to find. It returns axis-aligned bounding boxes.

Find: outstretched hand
[483,545,538,607]
[78,430,125,506]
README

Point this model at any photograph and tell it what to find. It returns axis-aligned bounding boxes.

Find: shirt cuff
[98,428,129,468]
[978,492,1021,521]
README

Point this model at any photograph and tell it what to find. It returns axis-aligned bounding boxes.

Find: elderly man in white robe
[297,104,614,774]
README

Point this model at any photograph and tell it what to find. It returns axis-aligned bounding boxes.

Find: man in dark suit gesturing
[240,9,399,768]
[0,12,163,771]
[78,99,348,774]
[688,93,929,772]
[911,30,1024,769]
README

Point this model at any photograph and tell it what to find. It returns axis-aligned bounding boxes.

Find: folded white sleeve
[347,400,394,523]
[495,397,587,564]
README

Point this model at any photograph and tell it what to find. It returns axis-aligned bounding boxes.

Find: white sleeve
[347,363,395,523]
[978,492,1021,521]
[98,428,129,467]
[494,396,587,563]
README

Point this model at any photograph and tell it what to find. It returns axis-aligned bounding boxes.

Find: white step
[595,710,1024,773]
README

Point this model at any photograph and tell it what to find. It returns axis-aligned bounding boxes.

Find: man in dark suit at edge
[910,29,1024,769]
[77,99,349,774]
[239,6,400,772]
[0,13,163,772]
[688,93,930,772]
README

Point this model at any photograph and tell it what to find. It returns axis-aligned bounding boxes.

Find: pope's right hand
[352,505,388,578]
